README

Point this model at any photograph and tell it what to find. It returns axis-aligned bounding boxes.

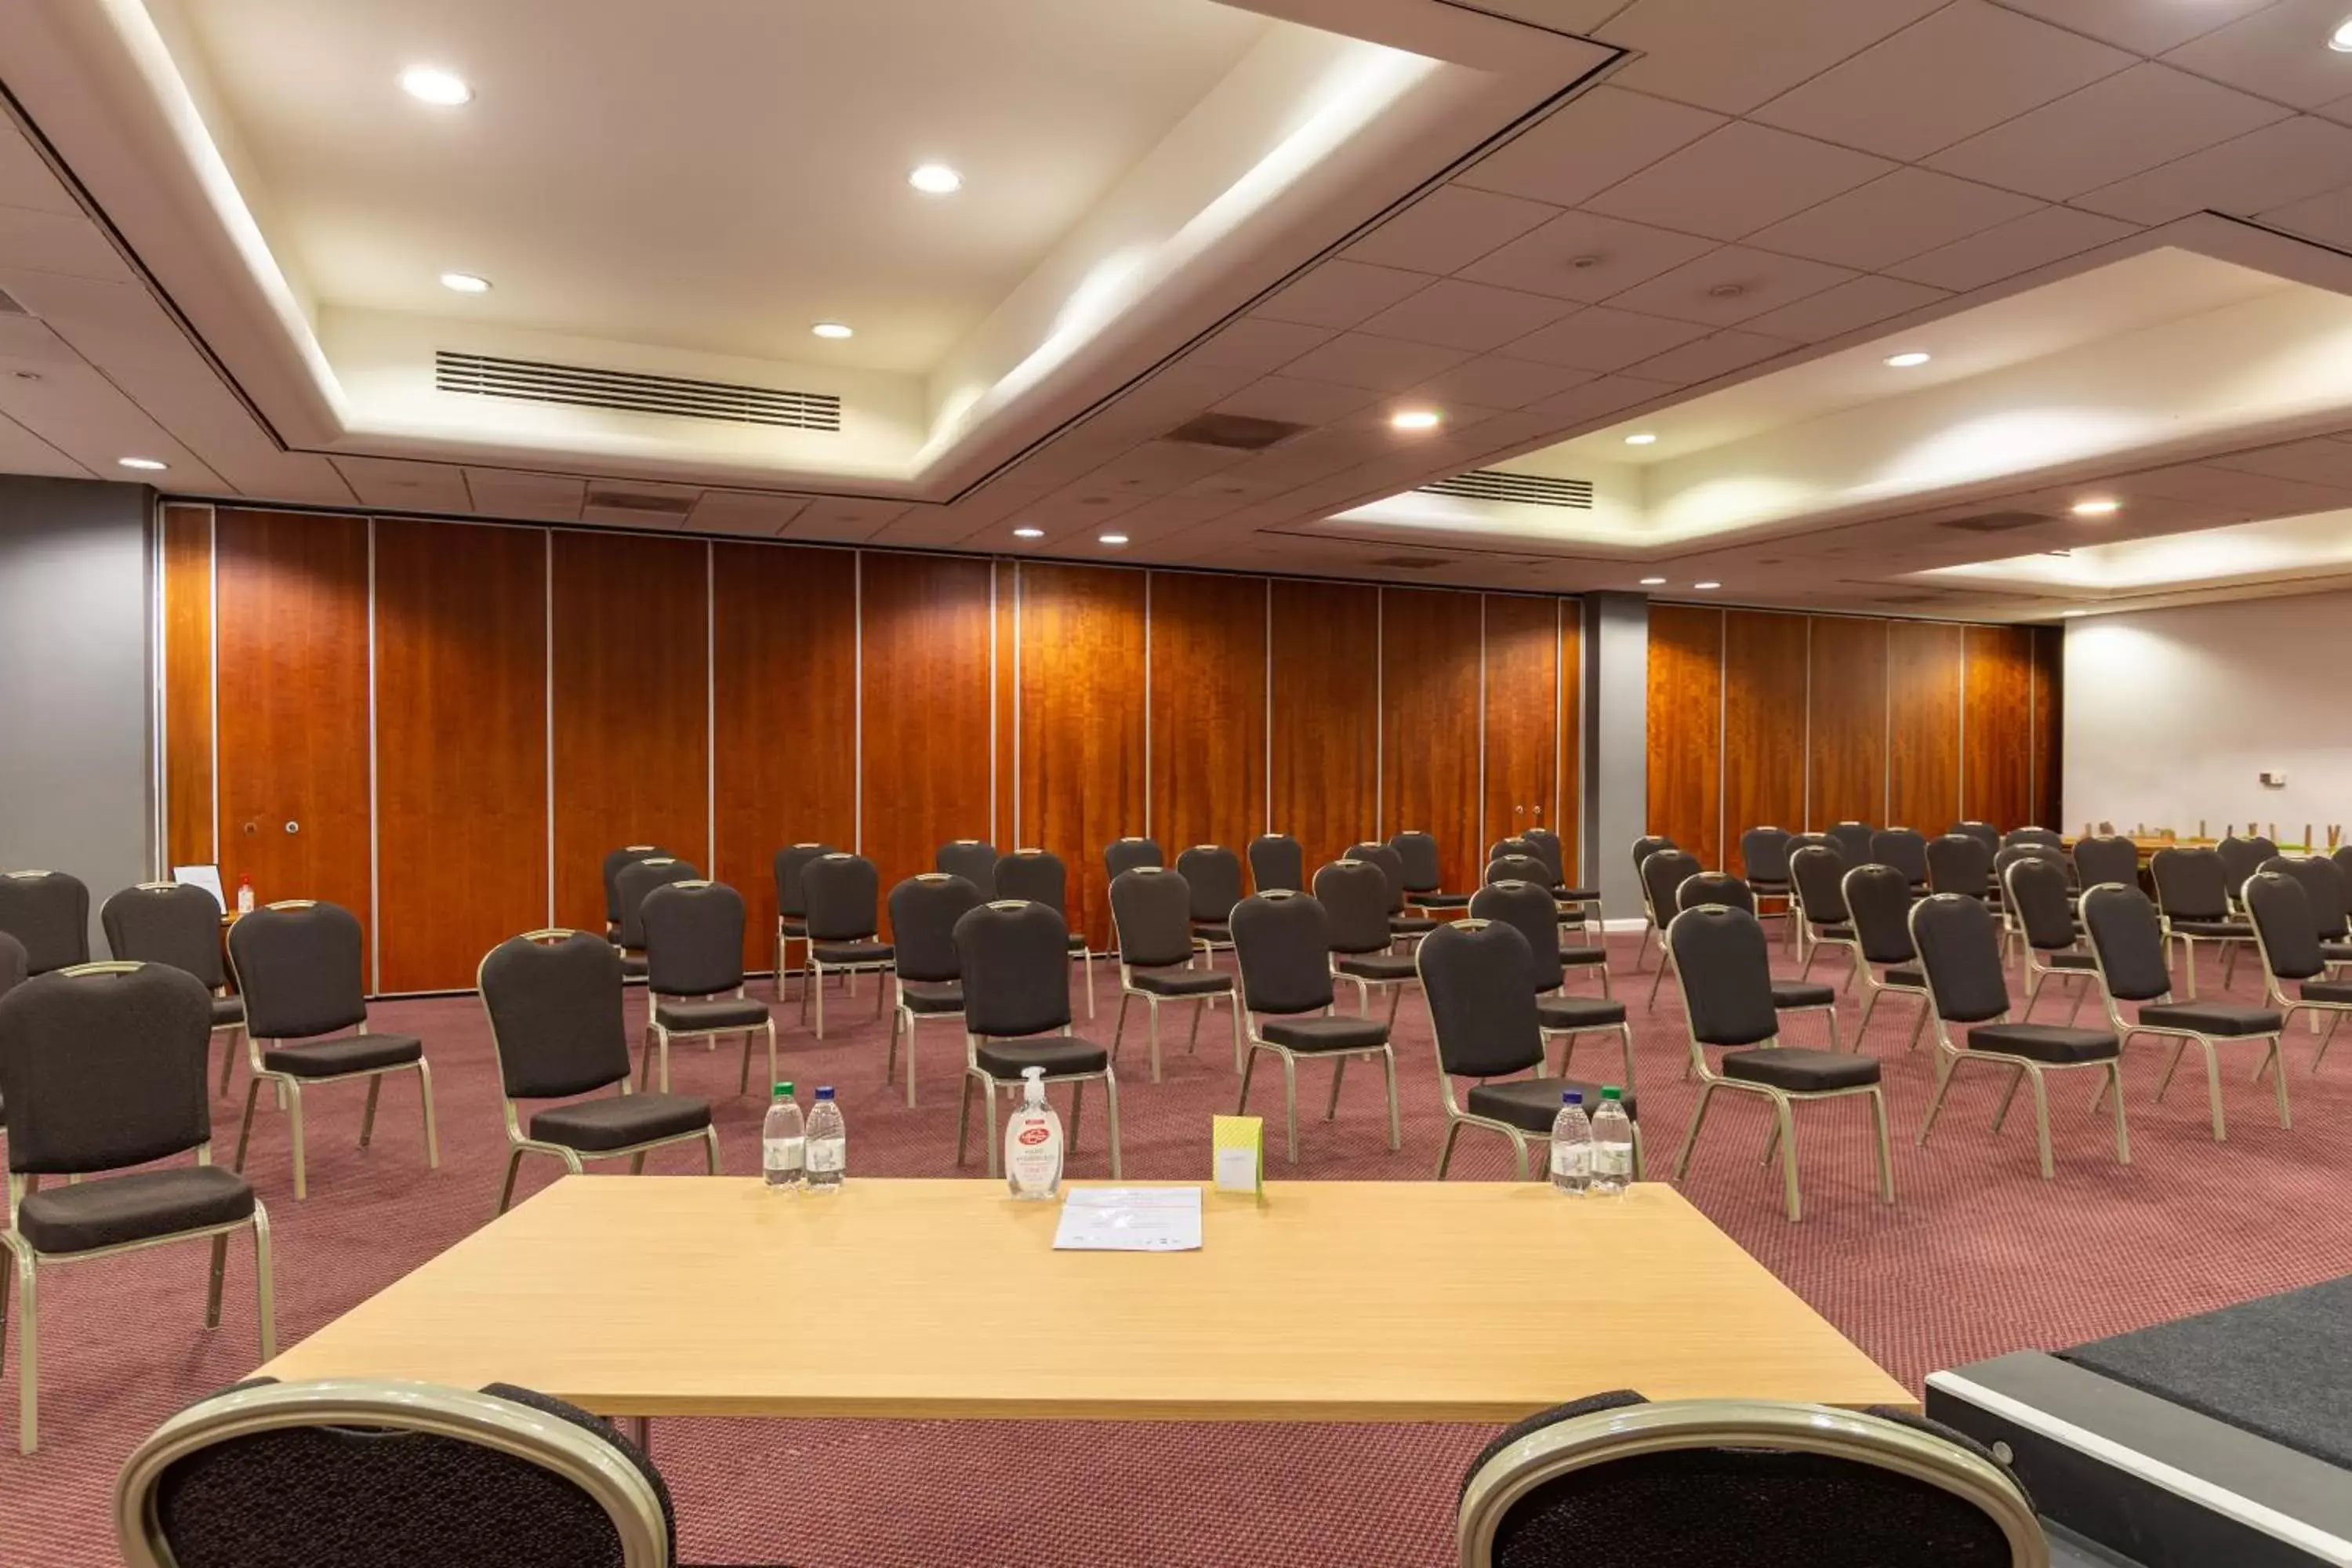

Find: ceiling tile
[1453,86,1726,208]
[1624,328,1798,385]
[1250,260,1433,331]
[1878,205,2138,290]
[1925,63,2290,201]
[1212,375,1383,426]
[0,410,85,479]
[2202,438,2352,488]
[1522,373,1684,425]
[2107,463,2352,514]
[782,498,910,541]
[1735,274,1951,342]
[2259,183,2352,249]
[686,491,811,535]
[2161,0,2352,111]
[0,206,135,282]
[1595,0,1950,114]
[1341,184,1563,276]
[1188,318,1339,375]
[1454,210,1720,303]
[463,469,586,522]
[1582,121,1895,240]
[1990,0,2281,56]
[0,125,80,216]
[2073,115,2352,223]
[1600,245,1856,326]
[1499,307,1711,372]
[329,456,474,513]
[1405,354,1599,410]
[1354,278,1579,351]
[1746,168,2043,269]
[1273,332,1476,393]
[1751,1,2134,162]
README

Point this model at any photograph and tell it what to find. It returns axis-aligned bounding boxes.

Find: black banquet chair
[2002,826,2062,853]
[798,853,894,1038]
[1455,1392,2046,1568]
[0,869,89,975]
[1104,836,1163,884]
[1248,833,1303,894]
[953,900,1120,1180]
[1471,878,1633,1087]
[2245,869,2352,1076]
[1392,829,1473,914]
[996,848,1097,1018]
[1315,858,1421,1031]
[227,902,439,1202]
[2004,855,2098,1025]
[1873,828,1931,892]
[1637,848,1703,1004]
[1842,863,1931,1052]
[1827,821,1875,867]
[1951,820,2002,854]
[1789,843,1856,981]
[2215,833,2278,911]
[935,839,999,892]
[771,841,837,996]
[614,856,702,980]
[600,844,668,942]
[114,1377,678,1568]
[2258,853,2352,962]
[886,872,985,1106]
[1229,891,1401,1163]
[1740,825,1795,927]
[1178,843,1245,962]
[2071,833,2140,895]
[1108,866,1239,1080]
[477,931,718,1216]
[1488,852,1613,996]
[639,880,774,1098]
[1522,826,1602,933]
[102,881,245,1097]
[1926,833,1994,902]
[0,961,274,1454]
[2148,846,2252,998]
[1628,835,1675,965]
[1348,840,1436,946]
[1674,869,1842,1051]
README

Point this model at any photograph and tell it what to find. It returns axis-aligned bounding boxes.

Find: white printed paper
[173,865,226,912]
[1214,1146,1258,1193]
[1051,1186,1203,1252]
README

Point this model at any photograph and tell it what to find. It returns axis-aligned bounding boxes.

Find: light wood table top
[257,1177,1912,1420]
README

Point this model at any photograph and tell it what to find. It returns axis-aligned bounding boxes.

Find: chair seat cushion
[2170,919,2250,938]
[2302,978,2352,1004]
[619,953,648,979]
[2322,943,2352,964]
[1465,1078,1639,1135]
[1556,887,1600,903]
[2139,1000,2282,1036]
[975,1036,1109,1078]
[1388,915,1439,936]
[1129,968,1232,998]
[653,996,770,1032]
[1068,932,1088,953]
[1966,1022,2118,1062]
[897,978,964,1014]
[17,1166,255,1254]
[260,1032,423,1077]
[1261,1015,1389,1052]
[1538,996,1628,1030]
[1719,1047,1880,1092]
[1809,923,1854,941]
[1882,965,1926,987]
[778,919,808,938]
[1771,979,1837,1008]
[1559,946,1609,967]
[209,995,245,1029]
[811,940,894,965]
[2039,949,2098,970]
[1412,891,1473,909]
[528,1091,712,1152]
[1336,953,1417,982]
[1191,923,1232,945]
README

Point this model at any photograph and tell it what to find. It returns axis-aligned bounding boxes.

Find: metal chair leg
[1281,1051,1300,1163]
[1069,1079,1083,1154]
[1110,992,1131,1065]
[1381,1047,1401,1151]
[1869,1087,1895,1203]
[956,1073,976,1167]
[2265,1035,2290,1127]
[1326,1056,1346,1120]
[1148,999,1162,1083]
[982,1080,1002,1178]
[10,1240,36,1454]
[234,1078,263,1174]
[2027,1065,2055,1178]
[704,1125,722,1174]
[286,1082,309,1201]
[251,1204,276,1361]
[205,1234,228,1328]
[1671,1080,1719,1180]
[1991,1065,2025,1134]
[1435,1119,1462,1179]
[360,1076,382,1148]
[1918,1054,1956,1145]
[1102,1072,1122,1178]
[2107,1062,2132,1164]
[497,1147,527,1215]
[1229,1001,1243,1074]
[416,1059,441,1170]
[1771,1097,1802,1221]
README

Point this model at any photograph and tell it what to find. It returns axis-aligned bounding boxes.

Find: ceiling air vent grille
[1163,412,1306,451]
[1364,554,1454,570]
[1418,470,1594,509]
[435,351,840,430]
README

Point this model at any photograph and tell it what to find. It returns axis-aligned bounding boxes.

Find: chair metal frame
[798,855,895,1039]
[1232,890,1403,1165]
[0,964,274,1455]
[953,903,1123,1181]
[1107,871,1240,1083]
[637,882,775,1098]
[1843,866,1931,1053]
[478,931,722,1217]
[118,880,247,1097]
[114,1378,673,1568]
[1455,1398,2049,1568]
[227,902,440,1202]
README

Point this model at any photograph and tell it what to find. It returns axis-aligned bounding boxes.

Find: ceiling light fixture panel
[399,65,472,105]
[1884,351,1931,368]
[440,271,491,293]
[909,164,964,194]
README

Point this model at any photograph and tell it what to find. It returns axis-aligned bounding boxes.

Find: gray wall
[0,477,154,953]
[1581,590,1647,922]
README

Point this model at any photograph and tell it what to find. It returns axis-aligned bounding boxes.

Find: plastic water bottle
[804,1086,845,1194]
[761,1081,804,1192]
[1004,1065,1065,1200]
[1591,1085,1633,1198]
[1548,1090,1592,1195]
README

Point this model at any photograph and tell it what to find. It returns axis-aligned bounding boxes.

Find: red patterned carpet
[8,931,2352,1566]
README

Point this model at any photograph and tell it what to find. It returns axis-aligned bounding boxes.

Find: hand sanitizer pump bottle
[1004,1065,1064,1200]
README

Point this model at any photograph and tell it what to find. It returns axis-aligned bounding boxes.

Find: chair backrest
[1908,894,2013,1026]
[1826,822,1874,866]
[993,849,1069,916]
[887,874,985,985]
[2245,870,2325,984]
[2216,833,2276,898]
[1345,842,1410,915]
[1456,1393,2042,1568]
[0,869,91,975]
[1486,852,1552,888]
[1639,849,1702,924]
[1631,835,1675,870]
[1993,842,2062,882]
[641,880,747,997]
[1666,906,1779,1048]
[953,900,1072,1038]
[2260,854,2350,942]
[934,840,1000,893]
[1738,826,1792,887]
[102,882,227,989]
[615,858,702,949]
[477,931,631,1102]
[1177,844,1245,924]
[228,902,368,1040]
[1247,833,1303,894]
[1842,864,1918,966]
[1490,835,1540,866]
[1675,870,1754,917]
[1417,920,1544,1080]
[1389,830,1447,894]
[1789,844,1850,925]
[0,932,24,1001]
[0,961,212,1175]
[1314,859,1396,956]
[600,845,667,924]
[2335,844,2352,888]
[1871,828,1929,886]
[1951,821,2001,853]
[800,854,880,942]
[2082,884,2176,1004]
[2002,826,2062,851]
[771,843,837,921]
[1103,837,1163,882]
[1109,867,1194,969]
[1229,891,1335,1016]
[1925,833,1992,898]
[1784,831,1834,863]
[115,1377,676,1568]
[2002,856,2076,955]
[1521,827,1569,888]
[2150,846,2230,922]
[1469,880,1565,993]
[2071,834,2139,893]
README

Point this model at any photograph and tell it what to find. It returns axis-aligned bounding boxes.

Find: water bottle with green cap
[762,1080,804,1191]
[1592,1085,1632,1198]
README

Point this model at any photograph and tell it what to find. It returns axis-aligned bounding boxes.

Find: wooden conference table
[257,1176,1912,1421]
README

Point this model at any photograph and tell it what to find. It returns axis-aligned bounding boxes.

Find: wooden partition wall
[1646,604,2062,870]
[160,505,1584,993]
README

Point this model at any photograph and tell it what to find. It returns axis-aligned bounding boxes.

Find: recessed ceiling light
[117,456,168,471]
[1013,527,1044,539]
[811,321,854,339]
[2332,16,2352,50]
[1624,433,1657,446]
[439,271,491,293]
[2062,609,2088,618]
[2071,498,2121,517]
[1098,532,1129,546]
[1693,581,1722,590]
[908,164,964,194]
[1638,575,1667,586]
[1884,350,1932,368]
[1390,409,1441,430]
[398,66,472,106]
